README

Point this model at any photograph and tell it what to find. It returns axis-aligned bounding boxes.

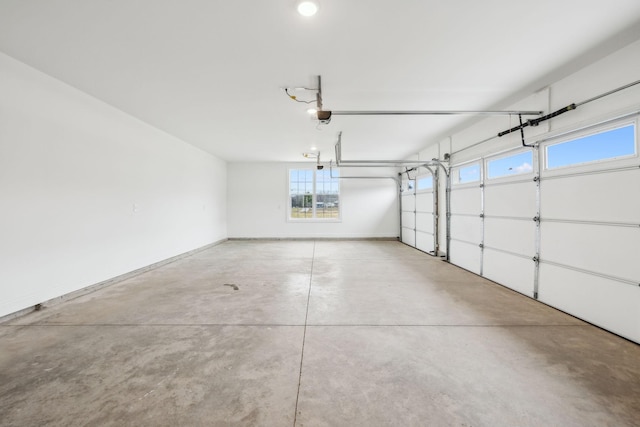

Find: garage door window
[452,163,481,185]
[402,179,415,193]
[486,151,534,179]
[546,123,636,169]
[416,175,433,191]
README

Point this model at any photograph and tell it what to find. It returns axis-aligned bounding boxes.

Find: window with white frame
[402,178,415,193]
[545,123,636,169]
[452,162,481,185]
[486,150,534,179]
[289,168,340,220]
[416,174,433,191]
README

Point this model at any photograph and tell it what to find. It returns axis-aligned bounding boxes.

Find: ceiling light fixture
[297,0,319,17]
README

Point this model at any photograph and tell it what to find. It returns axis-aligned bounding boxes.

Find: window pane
[290,193,313,218]
[455,163,480,184]
[290,168,313,219]
[487,151,533,179]
[402,180,415,193]
[289,168,339,220]
[417,175,433,190]
[546,124,636,169]
[316,169,328,182]
[316,169,340,219]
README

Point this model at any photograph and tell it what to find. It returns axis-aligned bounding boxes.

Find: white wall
[0,52,227,318]
[227,162,398,238]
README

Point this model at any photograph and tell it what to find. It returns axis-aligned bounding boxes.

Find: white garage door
[482,148,538,297]
[536,120,640,342]
[449,161,483,274]
[447,117,640,343]
[400,178,416,247]
[415,172,437,254]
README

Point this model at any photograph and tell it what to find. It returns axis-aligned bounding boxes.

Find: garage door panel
[401,227,415,247]
[450,240,481,275]
[483,250,535,297]
[540,222,639,281]
[416,193,434,213]
[450,216,482,243]
[484,218,536,256]
[401,194,415,212]
[541,169,640,223]
[401,212,415,230]
[415,212,434,234]
[450,187,481,214]
[416,231,434,253]
[539,263,640,343]
[484,181,537,217]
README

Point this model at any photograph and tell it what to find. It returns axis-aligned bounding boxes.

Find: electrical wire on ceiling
[284,88,317,104]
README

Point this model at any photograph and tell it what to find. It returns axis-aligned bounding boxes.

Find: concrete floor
[1,240,639,426]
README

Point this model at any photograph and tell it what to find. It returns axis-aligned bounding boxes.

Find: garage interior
[1,1,639,426]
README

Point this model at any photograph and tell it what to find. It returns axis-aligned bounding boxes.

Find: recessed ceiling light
[297,0,319,17]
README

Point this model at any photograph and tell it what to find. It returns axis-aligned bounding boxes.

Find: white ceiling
[1,0,639,162]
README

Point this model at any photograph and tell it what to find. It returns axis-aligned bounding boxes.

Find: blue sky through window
[457,164,480,183]
[417,175,433,190]
[487,151,533,179]
[546,124,636,168]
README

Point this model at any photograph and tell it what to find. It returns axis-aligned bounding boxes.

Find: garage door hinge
[479,243,484,248]
[532,256,539,263]
[479,213,484,218]
[533,176,540,182]
[533,216,540,223]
